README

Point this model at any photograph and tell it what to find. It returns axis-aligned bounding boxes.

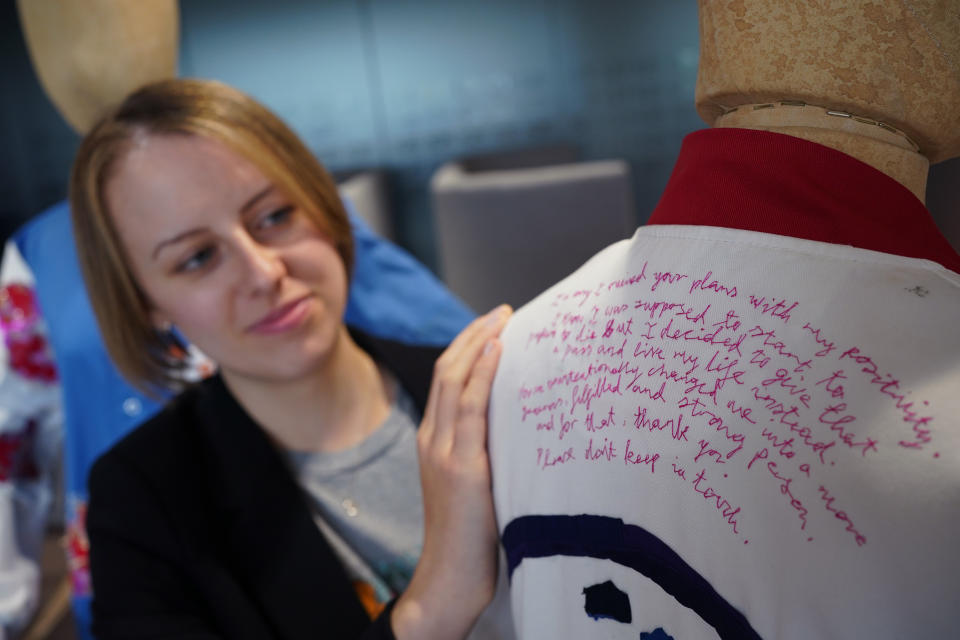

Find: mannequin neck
[714,101,930,203]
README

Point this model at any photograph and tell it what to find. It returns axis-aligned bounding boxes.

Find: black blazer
[87,331,443,640]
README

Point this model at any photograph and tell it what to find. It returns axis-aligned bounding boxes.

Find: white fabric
[490,224,960,639]
[0,241,60,635]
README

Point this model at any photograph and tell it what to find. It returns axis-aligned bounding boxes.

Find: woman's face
[105,133,349,385]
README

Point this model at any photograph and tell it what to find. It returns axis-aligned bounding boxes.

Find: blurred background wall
[1,0,957,270]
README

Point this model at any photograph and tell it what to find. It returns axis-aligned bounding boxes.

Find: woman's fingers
[422,305,511,452]
[450,337,503,459]
[418,306,502,443]
[437,304,507,368]
[398,306,511,640]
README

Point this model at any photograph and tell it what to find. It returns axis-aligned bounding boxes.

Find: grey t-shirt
[284,384,516,640]
[284,385,423,611]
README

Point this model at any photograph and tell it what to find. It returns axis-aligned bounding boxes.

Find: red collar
[647,128,960,274]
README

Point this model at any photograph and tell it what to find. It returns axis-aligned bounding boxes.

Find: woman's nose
[236,233,285,294]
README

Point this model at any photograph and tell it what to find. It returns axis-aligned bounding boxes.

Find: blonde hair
[70,78,354,395]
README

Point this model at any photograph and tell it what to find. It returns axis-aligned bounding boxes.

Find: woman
[70,78,511,640]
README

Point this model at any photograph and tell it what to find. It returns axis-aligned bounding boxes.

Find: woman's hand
[392,304,512,640]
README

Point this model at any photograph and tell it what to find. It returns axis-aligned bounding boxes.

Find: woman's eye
[256,206,295,230]
[177,246,217,273]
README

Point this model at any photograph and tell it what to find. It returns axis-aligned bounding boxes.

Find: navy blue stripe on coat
[501,514,762,640]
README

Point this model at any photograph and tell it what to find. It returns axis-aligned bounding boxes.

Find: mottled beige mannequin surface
[16,0,178,135]
[697,0,960,202]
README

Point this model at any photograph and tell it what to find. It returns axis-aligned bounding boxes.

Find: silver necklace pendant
[341,498,359,517]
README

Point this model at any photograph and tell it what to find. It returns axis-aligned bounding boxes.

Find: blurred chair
[431,146,637,312]
[335,169,395,241]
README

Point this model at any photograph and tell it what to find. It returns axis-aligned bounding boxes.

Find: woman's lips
[246,296,312,335]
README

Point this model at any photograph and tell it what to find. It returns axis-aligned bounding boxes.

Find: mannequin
[17,0,179,135]
[1,2,472,638]
[696,0,960,202]
[489,1,960,638]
